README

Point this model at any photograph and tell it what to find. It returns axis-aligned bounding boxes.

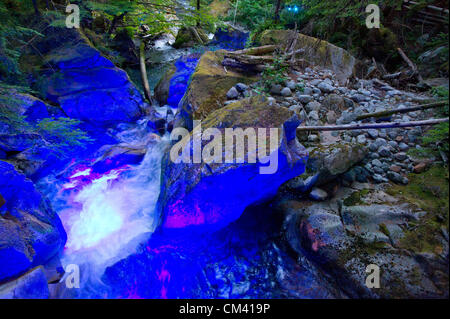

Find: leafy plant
[260,55,288,91]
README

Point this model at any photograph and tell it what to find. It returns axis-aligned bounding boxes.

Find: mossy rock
[154,64,177,106]
[180,50,258,124]
[386,165,449,254]
[259,30,357,85]
[173,27,209,49]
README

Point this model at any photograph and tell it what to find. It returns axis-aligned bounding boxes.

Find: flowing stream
[35,28,336,299]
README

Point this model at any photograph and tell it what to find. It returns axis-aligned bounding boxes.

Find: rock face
[259,30,357,84]
[39,28,145,126]
[0,161,66,283]
[157,97,308,232]
[173,27,209,49]
[278,186,449,298]
[179,50,257,128]
[0,266,49,299]
[154,65,176,106]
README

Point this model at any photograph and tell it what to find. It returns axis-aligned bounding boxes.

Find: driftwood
[231,45,279,56]
[139,41,153,104]
[356,101,448,120]
[296,118,449,132]
[223,45,306,73]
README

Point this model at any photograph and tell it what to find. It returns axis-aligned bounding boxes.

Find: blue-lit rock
[0,161,66,282]
[0,266,49,299]
[40,33,145,126]
[157,96,308,232]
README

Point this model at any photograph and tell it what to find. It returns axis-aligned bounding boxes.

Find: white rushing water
[38,118,170,296]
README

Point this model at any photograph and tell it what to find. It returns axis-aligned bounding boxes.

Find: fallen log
[231,45,279,56]
[224,49,304,66]
[296,118,449,132]
[356,101,448,120]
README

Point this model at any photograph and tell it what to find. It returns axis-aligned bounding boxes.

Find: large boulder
[179,50,257,128]
[154,65,176,106]
[0,266,50,299]
[260,30,357,84]
[301,142,368,186]
[157,96,308,232]
[173,27,209,49]
[0,161,66,283]
[278,186,449,298]
[37,28,145,126]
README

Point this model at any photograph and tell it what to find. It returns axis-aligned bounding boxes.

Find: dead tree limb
[356,101,448,120]
[231,45,279,56]
[397,47,423,81]
[296,118,449,132]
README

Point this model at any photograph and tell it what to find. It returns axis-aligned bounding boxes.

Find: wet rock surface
[158,96,308,231]
[0,161,66,283]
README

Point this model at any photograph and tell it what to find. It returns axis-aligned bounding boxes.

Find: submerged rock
[0,161,66,283]
[157,96,308,232]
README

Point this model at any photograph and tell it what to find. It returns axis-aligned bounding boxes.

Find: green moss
[378,223,390,237]
[386,165,449,254]
[343,189,370,206]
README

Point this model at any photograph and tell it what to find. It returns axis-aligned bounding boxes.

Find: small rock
[387,171,408,185]
[309,188,328,201]
[235,83,248,93]
[390,165,401,173]
[226,87,239,100]
[281,87,292,97]
[394,152,407,161]
[297,94,313,104]
[398,143,409,152]
[372,174,388,183]
[378,146,391,157]
[368,129,379,139]
[305,101,321,112]
[286,80,296,90]
[356,135,367,144]
[413,162,428,173]
[317,82,334,93]
[326,110,337,124]
[308,111,319,121]
[270,84,283,95]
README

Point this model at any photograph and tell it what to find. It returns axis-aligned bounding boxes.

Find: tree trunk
[356,101,448,121]
[196,0,201,27]
[108,12,126,35]
[32,0,40,15]
[274,0,282,21]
